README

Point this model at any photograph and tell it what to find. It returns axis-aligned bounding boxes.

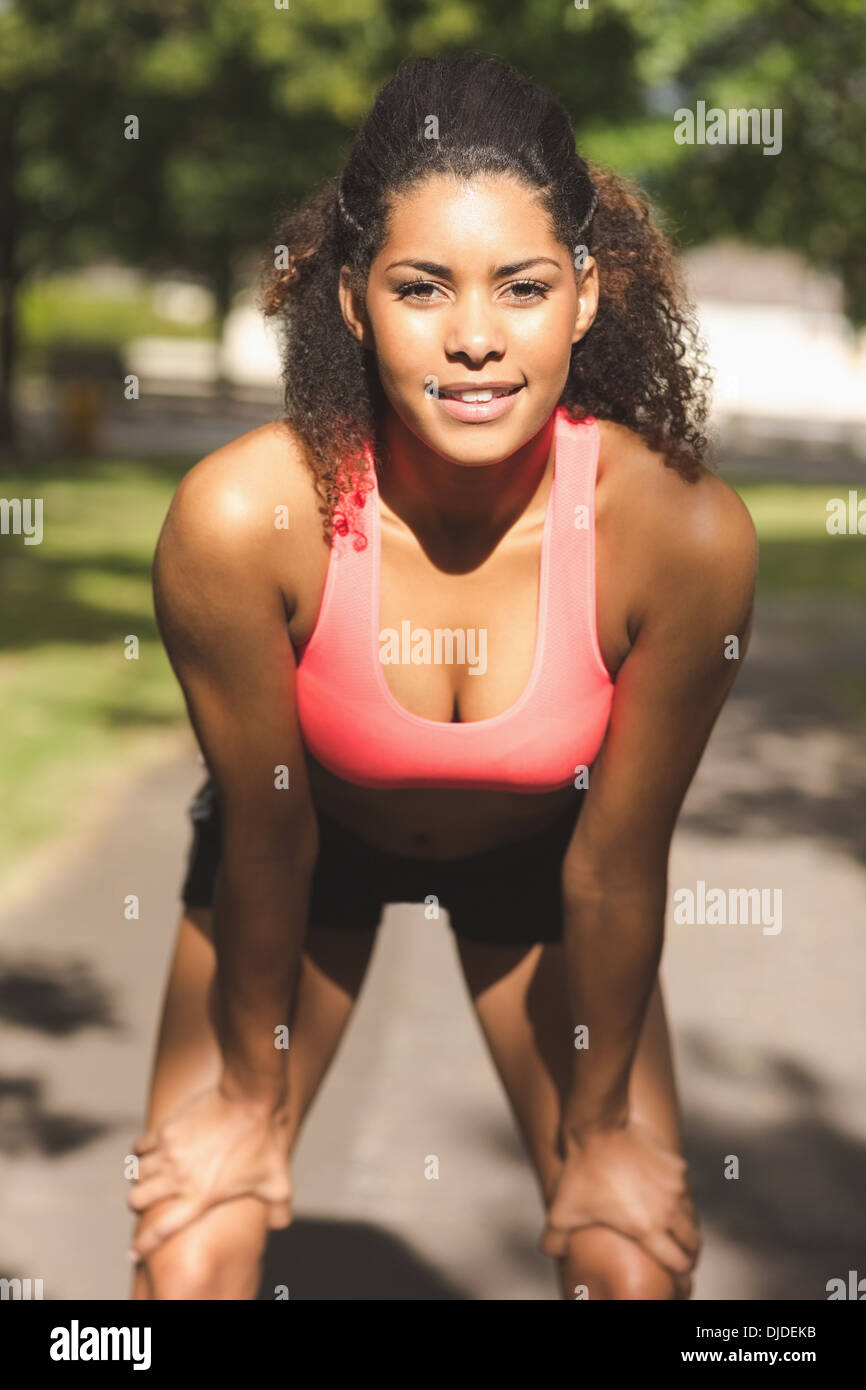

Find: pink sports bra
[294,406,615,793]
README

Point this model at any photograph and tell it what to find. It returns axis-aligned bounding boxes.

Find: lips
[434,383,524,423]
[438,384,523,401]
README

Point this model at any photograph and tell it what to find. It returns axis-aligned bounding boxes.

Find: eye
[395,278,440,302]
[394,277,552,304]
[508,279,552,301]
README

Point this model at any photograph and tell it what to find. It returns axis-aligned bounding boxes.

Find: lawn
[733,482,866,592]
[0,458,189,884]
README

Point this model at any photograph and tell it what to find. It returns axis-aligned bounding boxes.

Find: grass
[0,457,190,884]
[0,466,863,882]
[734,483,866,594]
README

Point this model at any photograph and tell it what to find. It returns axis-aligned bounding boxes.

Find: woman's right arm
[151,438,320,1112]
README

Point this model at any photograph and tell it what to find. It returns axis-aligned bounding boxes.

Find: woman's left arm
[544,473,757,1265]
[561,473,757,1132]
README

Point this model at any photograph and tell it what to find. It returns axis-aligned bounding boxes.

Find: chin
[421,420,530,467]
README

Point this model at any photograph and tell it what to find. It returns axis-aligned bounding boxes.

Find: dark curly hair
[258,53,712,544]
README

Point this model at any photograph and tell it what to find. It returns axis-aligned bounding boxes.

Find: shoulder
[155,420,324,607]
[597,418,758,621]
[164,419,319,542]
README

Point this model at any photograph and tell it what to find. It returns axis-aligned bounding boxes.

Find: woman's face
[339,172,598,469]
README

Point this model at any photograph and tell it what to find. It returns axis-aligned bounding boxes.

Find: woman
[129,54,757,1301]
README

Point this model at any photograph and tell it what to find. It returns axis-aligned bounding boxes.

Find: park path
[1,591,864,1300]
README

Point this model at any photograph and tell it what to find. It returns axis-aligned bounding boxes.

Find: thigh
[131,903,379,1299]
[455,937,688,1299]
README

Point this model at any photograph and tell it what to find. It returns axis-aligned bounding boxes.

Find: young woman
[128,54,757,1301]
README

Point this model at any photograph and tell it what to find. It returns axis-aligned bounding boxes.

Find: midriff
[302,749,581,858]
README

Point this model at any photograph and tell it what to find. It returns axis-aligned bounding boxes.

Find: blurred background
[1,0,864,1300]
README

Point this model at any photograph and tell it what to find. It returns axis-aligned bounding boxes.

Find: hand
[540,1119,701,1284]
[127,1084,292,1262]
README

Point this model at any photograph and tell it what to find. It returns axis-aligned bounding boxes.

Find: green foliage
[1,0,863,315]
[0,456,186,872]
[612,0,866,322]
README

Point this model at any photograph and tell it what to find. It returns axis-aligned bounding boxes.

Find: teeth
[445,388,515,402]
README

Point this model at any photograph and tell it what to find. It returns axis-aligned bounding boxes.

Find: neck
[376,407,558,547]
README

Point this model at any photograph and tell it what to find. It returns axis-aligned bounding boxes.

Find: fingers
[256,1172,292,1205]
[128,1175,183,1213]
[131,1130,160,1156]
[539,1228,567,1258]
[133,1153,164,1183]
[539,1217,589,1258]
[267,1199,292,1230]
[669,1206,702,1258]
[539,1222,569,1258]
[544,1215,699,1281]
[258,1173,292,1228]
[642,1229,694,1276]
[544,1223,695,1300]
[130,1198,202,1262]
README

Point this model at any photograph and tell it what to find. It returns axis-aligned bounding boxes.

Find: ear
[338,264,372,348]
[571,255,599,347]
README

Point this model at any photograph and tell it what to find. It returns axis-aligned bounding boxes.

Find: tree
[1,0,863,450]
[593,0,866,324]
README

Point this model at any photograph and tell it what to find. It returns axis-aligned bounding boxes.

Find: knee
[146,1239,261,1301]
[557,1227,684,1301]
[139,1207,267,1301]
[590,1249,680,1301]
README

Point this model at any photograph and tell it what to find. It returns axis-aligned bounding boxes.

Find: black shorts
[179,778,585,946]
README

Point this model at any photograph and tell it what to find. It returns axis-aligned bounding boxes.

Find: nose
[443,286,507,363]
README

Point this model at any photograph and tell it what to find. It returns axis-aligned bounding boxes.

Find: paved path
[1,593,864,1300]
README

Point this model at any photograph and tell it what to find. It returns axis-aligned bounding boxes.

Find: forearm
[559,869,667,1141]
[213,823,318,1108]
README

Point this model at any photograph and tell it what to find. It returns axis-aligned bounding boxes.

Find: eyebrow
[384,256,563,278]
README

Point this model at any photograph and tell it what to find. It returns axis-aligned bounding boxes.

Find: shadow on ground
[679,1037,866,1301]
[0,955,122,1035]
[678,615,866,865]
[0,956,123,1158]
[257,1219,468,1300]
[474,1027,866,1302]
[0,1075,110,1157]
[242,1032,866,1301]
